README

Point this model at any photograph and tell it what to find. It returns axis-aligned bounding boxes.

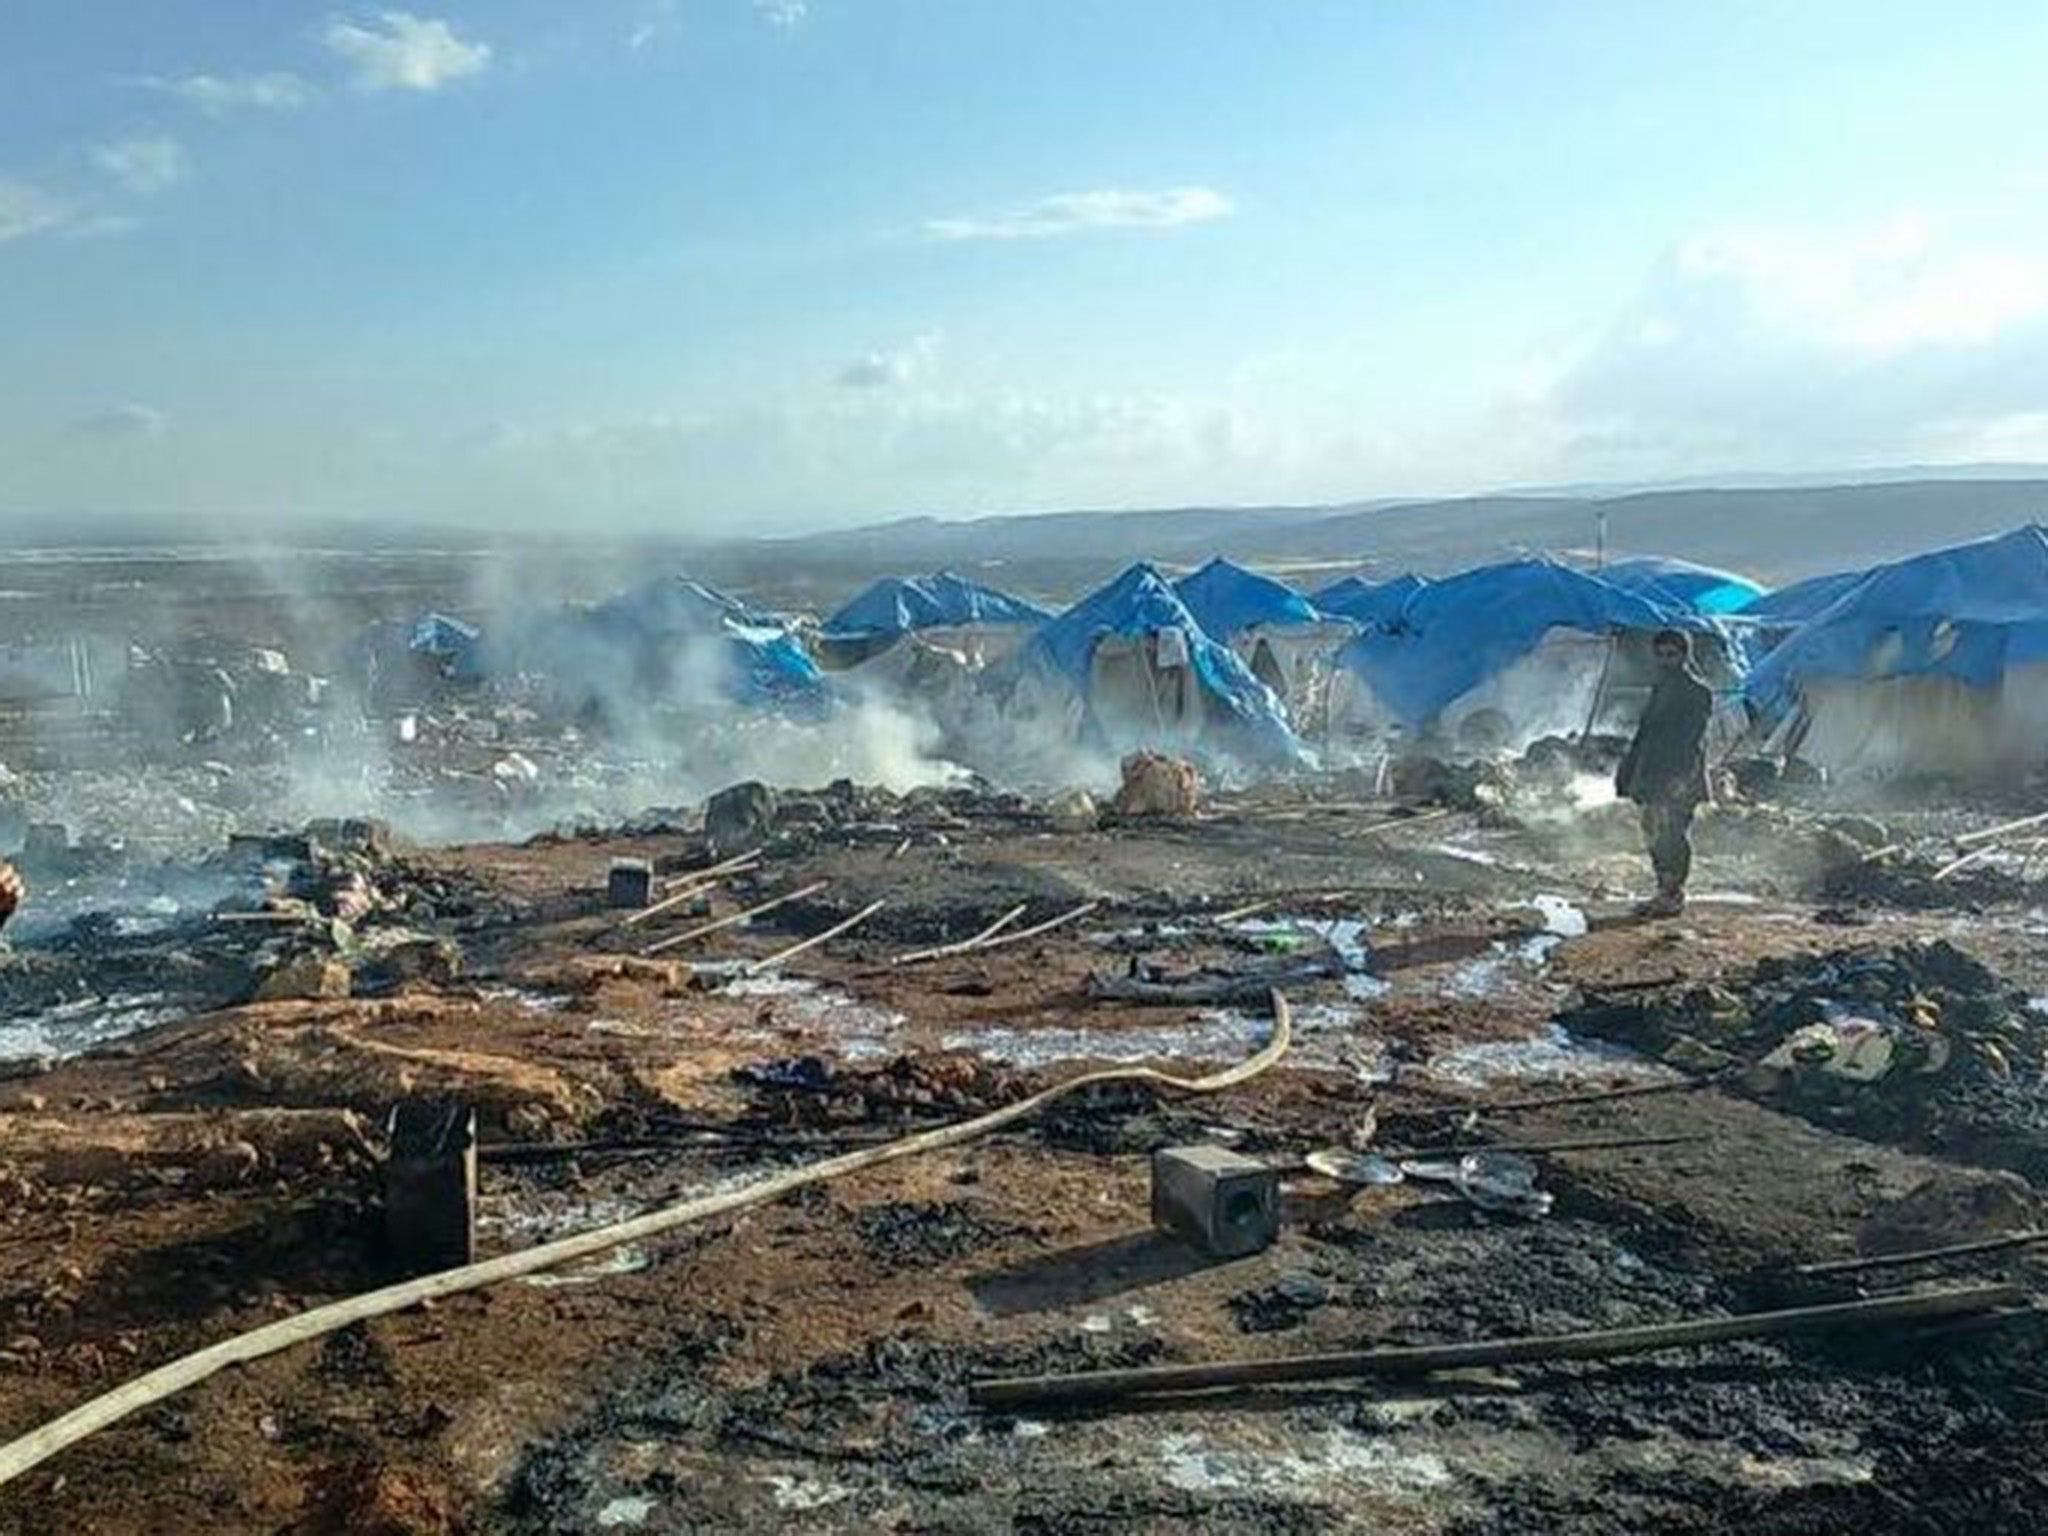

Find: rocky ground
[2,772,2048,1534]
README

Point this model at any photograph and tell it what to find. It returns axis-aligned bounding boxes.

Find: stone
[1112,753,1200,818]
[1043,788,1099,833]
[705,781,779,855]
[255,956,353,1002]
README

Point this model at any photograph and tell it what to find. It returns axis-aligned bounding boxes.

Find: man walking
[1616,628,1713,917]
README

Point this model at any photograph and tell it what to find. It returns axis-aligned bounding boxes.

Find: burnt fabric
[1617,669,1713,808]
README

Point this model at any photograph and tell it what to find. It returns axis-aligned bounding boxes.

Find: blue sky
[7,1,2048,533]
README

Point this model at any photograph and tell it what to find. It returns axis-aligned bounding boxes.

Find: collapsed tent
[1311,573,1430,630]
[1008,563,1303,763]
[1600,557,1768,616]
[520,575,829,719]
[1745,525,2048,778]
[817,571,1051,671]
[1743,568,1869,627]
[1329,558,1715,751]
[408,612,485,682]
[822,571,1051,644]
[1173,558,1354,724]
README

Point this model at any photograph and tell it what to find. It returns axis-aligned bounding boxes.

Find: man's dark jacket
[1617,670,1713,806]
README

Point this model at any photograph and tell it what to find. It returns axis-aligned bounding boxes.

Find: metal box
[1151,1145,1279,1258]
[607,857,655,909]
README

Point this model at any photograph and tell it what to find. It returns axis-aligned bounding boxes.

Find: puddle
[721,976,906,1060]
[1425,1023,1673,1088]
[1156,1428,1453,1500]
[0,993,184,1062]
[1231,915,1389,1000]
[1691,891,1763,907]
[946,1004,1390,1081]
[1430,895,1586,997]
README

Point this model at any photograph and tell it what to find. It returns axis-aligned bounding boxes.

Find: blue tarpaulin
[1020,562,1303,760]
[1742,568,1869,625]
[1600,557,1768,616]
[558,574,829,713]
[1172,558,1324,639]
[822,571,1052,641]
[1335,558,1705,727]
[1746,526,2048,713]
[407,612,484,680]
[1312,574,1429,628]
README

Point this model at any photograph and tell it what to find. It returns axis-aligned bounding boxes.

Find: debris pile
[1566,939,2048,1173]
[731,1052,1020,1131]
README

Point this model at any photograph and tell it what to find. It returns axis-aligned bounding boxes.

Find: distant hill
[698,477,2048,604]
[11,474,2048,614]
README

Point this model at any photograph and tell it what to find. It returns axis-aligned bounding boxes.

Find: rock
[1112,753,1199,818]
[1043,788,1100,833]
[705,781,779,855]
[1858,1169,2039,1257]
[255,956,353,1002]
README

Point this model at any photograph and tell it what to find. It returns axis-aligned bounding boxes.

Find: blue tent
[543,574,829,714]
[1600,557,1768,616]
[1312,573,1429,629]
[1335,558,1705,728]
[407,612,485,681]
[1172,558,1324,640]
[1020,563,1303,761]
[822,571,1052,642]
[1747,526,2048,715]
[1742,568,1869,625]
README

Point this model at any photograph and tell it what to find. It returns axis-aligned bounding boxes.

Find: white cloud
[145,71,315,114]
[0,177,74,244]
[93,136,191,195]
[753,0,808,29]
[1669,215,2048,353]
[926,186,1234,242]
[833,332,941,389]
[1530,214,2048,479]
[323,10,491,93]
[71,404,170,440]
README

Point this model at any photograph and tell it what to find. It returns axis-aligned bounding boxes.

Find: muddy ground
[2,786,2048,1534]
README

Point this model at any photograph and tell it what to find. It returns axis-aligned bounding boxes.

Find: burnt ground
[2,792,2048,1533]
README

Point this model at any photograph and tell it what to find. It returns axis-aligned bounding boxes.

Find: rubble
[704,780,779,855]
[1111,752,1200,818]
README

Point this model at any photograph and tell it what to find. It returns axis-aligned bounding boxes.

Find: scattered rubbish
[1303,1148,1404,1186]
[1449,1151,1554,1219]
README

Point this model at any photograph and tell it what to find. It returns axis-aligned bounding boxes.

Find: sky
[7,0,2048,536]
